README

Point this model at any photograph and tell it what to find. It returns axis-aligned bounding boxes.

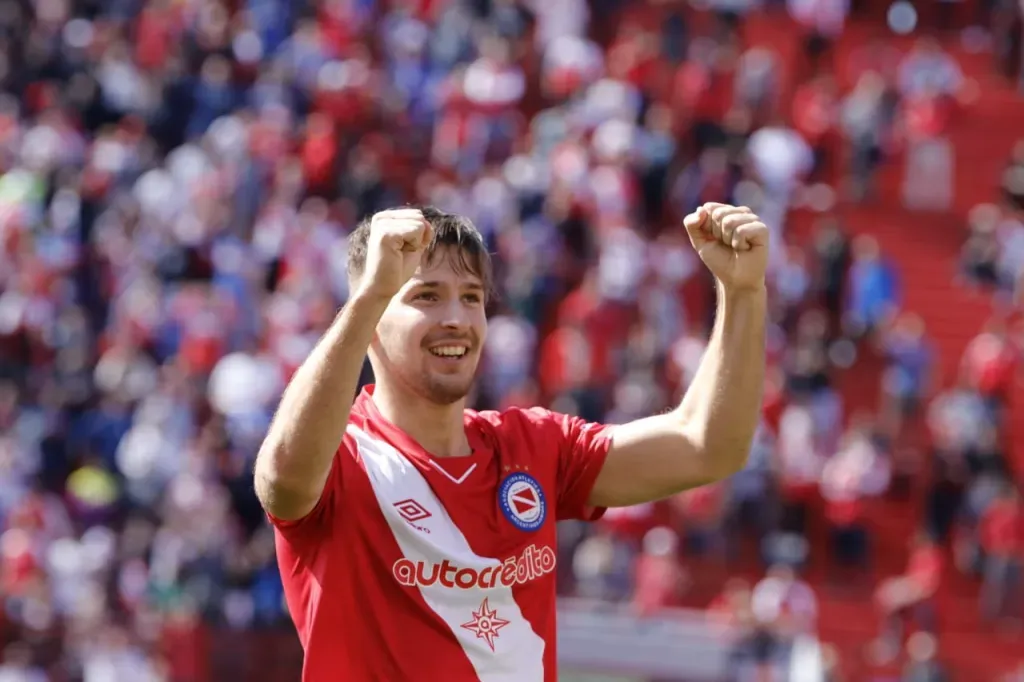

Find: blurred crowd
[0,0,1022,680]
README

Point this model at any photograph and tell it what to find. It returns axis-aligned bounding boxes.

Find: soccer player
[255,204,768,681]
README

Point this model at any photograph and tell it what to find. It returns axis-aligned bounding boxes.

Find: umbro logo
[394,499,432,532]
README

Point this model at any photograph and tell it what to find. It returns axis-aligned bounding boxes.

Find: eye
[462,293,482,304]
[414,292,439,302]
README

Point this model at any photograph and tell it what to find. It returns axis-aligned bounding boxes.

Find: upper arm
[260,435,350,540]
[588,413,726,509]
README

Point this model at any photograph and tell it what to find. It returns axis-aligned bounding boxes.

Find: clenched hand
[683,202,770,292]
[357,209,435,301]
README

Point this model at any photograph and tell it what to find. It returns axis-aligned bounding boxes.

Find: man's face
[371,247,487,406]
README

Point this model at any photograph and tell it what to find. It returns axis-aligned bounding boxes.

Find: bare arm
[588,204,768,508]
[589,285,766,507]
[255,208,433,521]
[255,293,388,521]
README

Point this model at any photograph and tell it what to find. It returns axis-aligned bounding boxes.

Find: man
[255,203,768,681]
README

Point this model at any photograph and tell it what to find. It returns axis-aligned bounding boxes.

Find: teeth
[430,346,467,357]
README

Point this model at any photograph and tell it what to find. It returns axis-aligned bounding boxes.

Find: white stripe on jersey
[348,425,546,681]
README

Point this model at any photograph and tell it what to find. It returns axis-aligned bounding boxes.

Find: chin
[422,377,475,406]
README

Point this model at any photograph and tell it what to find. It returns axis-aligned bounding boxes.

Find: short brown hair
[346,206,494,298]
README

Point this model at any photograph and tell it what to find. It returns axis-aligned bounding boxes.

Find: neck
[371,381,471,458]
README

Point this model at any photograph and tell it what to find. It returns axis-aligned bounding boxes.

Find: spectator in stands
[480,308,538,403]
[752,564,819,644]
[897,38,964,99]
[1004,140,1024,210]
[707,0,755,38]
[772,245,812,331]
[820,644,844,682]
[672,147,738,232]
[787,0,849,78]
[989,0,1023,88]
[571,527,635,602]
[994,205,1024,304]
[873,533,944,663]
[792,75,839,182]
[600,500,671,553]
[810,217,852,335]
[0,642,47,682]
[774,403,823,542]
[718,576,786,682]
[746,114,814,244]
[710,578,760,681]
[840,71,895,202]
[927,375,997,465]
[786,310,834,397]
[668,326,710,395]
[723,421,776,562]
[845,36,902,84]
[632,527,690,616]
[80,625,169,682]
[711,578,751,629]
[735,47,781,121]
[960,203,1005,288]
[959,318,1021,419]
[968,421,1011,480]
[634,104,678,226]
[675,483,726,559]
[877,313,935,439]
[978,482,1024,623]
[922,439,969,550]
[844,235,900,340]
[901,632,951,682]
[960,470,1011,572]
[821,418,891,579]
[672,43,735,154]
[900,82,956,212]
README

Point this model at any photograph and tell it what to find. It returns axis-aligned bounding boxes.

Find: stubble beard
[420,371,475,406]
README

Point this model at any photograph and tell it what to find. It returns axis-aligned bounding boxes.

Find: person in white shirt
[0,643,48,682]
[752,564,819,637]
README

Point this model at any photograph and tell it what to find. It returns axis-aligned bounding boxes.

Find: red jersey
[269,386,614,681]
[906,545,944,594]
[981,501,1024,555]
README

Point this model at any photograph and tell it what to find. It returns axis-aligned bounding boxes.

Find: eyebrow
[417,281,484,291]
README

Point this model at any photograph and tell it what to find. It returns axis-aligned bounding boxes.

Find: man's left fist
[683,202,769,292]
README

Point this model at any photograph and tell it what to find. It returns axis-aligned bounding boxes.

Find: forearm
[676,284,766,477]
[255,292,389,520]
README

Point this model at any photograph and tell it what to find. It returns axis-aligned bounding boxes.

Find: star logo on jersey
[460,598,510,651]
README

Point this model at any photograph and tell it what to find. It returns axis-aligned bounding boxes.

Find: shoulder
[468,405,572,437]
[468,403,589,430]
[467,406,611,453]
[471,405,559,424]
[466,405,578,454]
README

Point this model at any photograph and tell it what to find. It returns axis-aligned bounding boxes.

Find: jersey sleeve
[523,408,615,522]
[265,434,350,545]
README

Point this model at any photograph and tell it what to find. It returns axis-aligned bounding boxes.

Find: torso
[271,389,612,681]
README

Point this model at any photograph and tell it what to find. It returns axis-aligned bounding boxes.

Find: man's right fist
[358,209,434,301]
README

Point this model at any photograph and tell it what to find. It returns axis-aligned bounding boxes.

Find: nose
[439,298,471,331]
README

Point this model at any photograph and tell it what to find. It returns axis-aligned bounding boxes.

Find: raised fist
[683,203,770,292]
[357,209,434,301]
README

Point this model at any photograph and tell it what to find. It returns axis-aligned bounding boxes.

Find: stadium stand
[0,0,1023,680]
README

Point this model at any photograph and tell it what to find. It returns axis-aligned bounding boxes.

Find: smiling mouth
[428,345,469,358]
